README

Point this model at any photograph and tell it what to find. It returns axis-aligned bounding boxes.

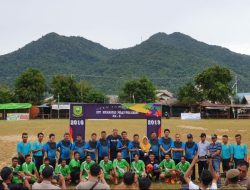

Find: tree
[119,77,156,103]
[77,80,92,102]
[86,90,106,103]
[15,68,46,104]
[177,82,203,105]
[194,65,233,103]
[0,85,15,103]
[51,75,79,102]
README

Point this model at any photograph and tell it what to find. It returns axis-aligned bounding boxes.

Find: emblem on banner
[73,106,83,117]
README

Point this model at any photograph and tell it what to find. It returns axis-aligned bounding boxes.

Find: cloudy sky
[1,0,250,55]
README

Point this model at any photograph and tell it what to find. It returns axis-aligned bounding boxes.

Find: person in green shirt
[99,155,115,182]
[10,157,23,184]
[113,152,129,184]
[159,154,176,184]
[22,154,39,184]
[39,158,53,175]
[80,155,95,180]
[131,154,146,178]
[176,156,190,178]
[55,159,71,184]
[69,151,81,184]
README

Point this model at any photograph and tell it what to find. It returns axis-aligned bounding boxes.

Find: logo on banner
[73,106,83,117]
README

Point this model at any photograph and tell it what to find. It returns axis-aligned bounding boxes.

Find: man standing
[149,132,160,161]
[171,134,185,165]
[97,131,110,163]
[128,134,142,159]
[185,133,198,180]
[72,135,86,163]
[221,135,233,173]
[107,129,122,161]
[197,133,210,179]
[117,131,131,163]
[159,129,173,160]
[57,132,72,164]
[17,132,32,165]
[32,132,44,170]
[84,133,98,162]
[208,134,222,187]
[44,133,58,168]
[233,134,248,167]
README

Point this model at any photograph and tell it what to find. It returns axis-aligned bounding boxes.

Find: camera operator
[0,167,30,190]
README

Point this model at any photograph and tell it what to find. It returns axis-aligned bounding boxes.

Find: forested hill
[0,32,249,94]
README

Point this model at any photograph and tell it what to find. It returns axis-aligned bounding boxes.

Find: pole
[57,93,60,119]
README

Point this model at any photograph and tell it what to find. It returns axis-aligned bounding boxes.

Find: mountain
[0,32,249,94]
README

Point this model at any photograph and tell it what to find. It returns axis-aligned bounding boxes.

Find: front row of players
[10,151,190,185]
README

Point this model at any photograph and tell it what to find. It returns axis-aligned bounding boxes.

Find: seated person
[39,158,53,175]
[113,152,130,184]
[159,154,176,184]
[115,171,137,189]
[69,152,81,184]
[99,155,115,182]
[176,156,190,178]
[79,155,95,181]
[131,154,146,179]
[21,154,39,184]
[145,153,160,182]
[55,159,71,184]
[9,157,23,184]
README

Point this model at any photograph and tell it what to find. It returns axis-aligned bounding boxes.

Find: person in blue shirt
[117,131,131,163]
[97,131,110,163]
[171,133,185,165]
[44,133,58,168]
[149,132,160,161]
[57,132,73,165]
[185,133,198,180]
[107,129,122,161]
[32,132,44,170]
[221,135,233,172]
[72,134,86,163]
[159,129,173,160]
[128,134,142,160]
[233,134,248,167]
[84,133,98,162]
[16,132,32,165]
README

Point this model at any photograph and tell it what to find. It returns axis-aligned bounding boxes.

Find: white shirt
[189,181,217,190]
[32,180,61,189]
[198,140,210,157]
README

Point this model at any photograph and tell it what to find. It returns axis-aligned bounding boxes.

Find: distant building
[156,89,174,104]
[235,93,250,104]
[107,95,119,104]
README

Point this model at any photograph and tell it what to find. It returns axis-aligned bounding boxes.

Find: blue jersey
[171,141,185,160]
[85,140,98,160]
[117,139,130,159]
[128,141,141,158]
[32,141,44,157]
[72,141,86,159]
[57,140,72,160]
[232,143,248,159]
[17,141,32,156]
[149,138,160,157]
[44,142,57,160]
[185,142,198,159]
[221,143,233,159]
[97,139,110,157]
[159,137,173,156]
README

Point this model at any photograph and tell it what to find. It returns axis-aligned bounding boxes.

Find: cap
[187,134,193,138]
[211,134,217,138]
[226,169,240,179]
[200,133,206,137]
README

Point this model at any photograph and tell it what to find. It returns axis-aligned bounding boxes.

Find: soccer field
[0,118,249,189]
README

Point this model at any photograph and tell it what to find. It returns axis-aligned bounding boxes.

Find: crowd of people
[0,128,249,190]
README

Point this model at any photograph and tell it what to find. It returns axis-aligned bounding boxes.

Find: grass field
[0,118,249,188]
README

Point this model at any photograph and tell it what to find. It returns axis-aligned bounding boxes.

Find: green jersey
[39,164,53,174]
[69,159,80,172]
[131,160,145,176]
[176,161,190,173]
[22,162,36,174]
[159,159,175,171]
[55,164,71,177]
[99,160,113,174]
[80,160,95,178]
[10,165,22,184]
[113,159,129,176]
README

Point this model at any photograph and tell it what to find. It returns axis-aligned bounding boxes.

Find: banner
[70,104,85,140]
[181,113,201,120]
[7,113,29,121]
[147,117,161,137]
